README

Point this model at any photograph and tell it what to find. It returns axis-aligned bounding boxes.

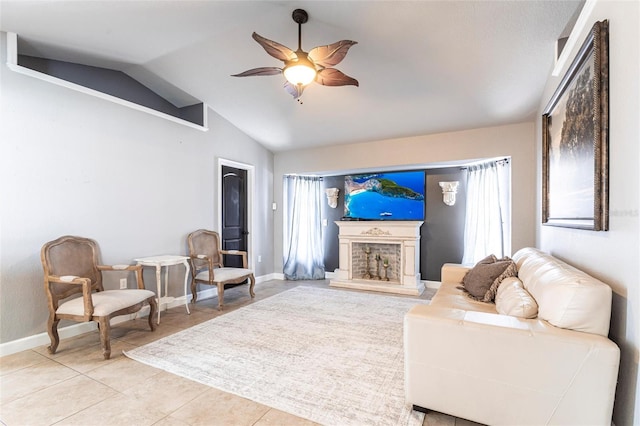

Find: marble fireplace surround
[330,221,424,295]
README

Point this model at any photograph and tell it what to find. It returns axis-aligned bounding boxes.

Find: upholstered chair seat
[56,289,156,317]
[194,267,254,283]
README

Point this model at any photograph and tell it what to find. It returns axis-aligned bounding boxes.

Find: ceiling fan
[232,9,358,100]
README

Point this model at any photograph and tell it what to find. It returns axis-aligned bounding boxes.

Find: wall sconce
[325,188,339,208]
[439,181,459,206]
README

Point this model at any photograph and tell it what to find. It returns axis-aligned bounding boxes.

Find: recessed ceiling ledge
[5,33,208,131]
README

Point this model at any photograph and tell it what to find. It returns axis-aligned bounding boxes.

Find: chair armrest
[97,264,145,289]
[189,253,222,283]
[48,275,83,284]
[220,250,248,268]
[190,255,215,280]
[47,275,94,320]
[190,254,212,267]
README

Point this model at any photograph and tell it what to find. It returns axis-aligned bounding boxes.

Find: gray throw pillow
[462,255,517,302]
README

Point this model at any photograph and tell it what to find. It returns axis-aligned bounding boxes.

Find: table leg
[163,265,169,313]
[182,260,191,315]
[156,265,162,325]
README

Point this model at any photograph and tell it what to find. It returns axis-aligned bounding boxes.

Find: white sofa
[404,247,620,425]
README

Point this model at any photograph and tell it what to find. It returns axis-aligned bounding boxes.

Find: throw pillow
[462,255,517,302]
[496,277,538,318]
[484,259,518,302]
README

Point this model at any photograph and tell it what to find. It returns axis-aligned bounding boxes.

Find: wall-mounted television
[343,171,425,220]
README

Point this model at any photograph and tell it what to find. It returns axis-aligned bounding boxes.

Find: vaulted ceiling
[0,1,583,152]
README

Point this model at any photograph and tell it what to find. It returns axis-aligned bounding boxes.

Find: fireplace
[330,221,424,295]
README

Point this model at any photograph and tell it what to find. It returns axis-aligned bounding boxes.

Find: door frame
[217,157,254,270]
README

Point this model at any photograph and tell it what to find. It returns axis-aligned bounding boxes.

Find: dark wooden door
[221,165,248,268]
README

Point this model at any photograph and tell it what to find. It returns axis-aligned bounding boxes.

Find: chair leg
[191,281,198,304]
[97,317,112,360]
[47,316,60,355]
[249,275,256,298]
[217,283,225,310]
[147,297,157,332]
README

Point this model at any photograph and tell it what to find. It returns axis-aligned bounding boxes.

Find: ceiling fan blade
[315,68,359,87]
[284,81,305,99]
[252,32,297,62]
[308,40,357,67]
[231,67,283,77]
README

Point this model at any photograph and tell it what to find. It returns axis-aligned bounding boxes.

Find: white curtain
[283,175,325,280]
[462,161,509,264]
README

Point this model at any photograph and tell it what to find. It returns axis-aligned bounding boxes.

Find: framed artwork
[542,20,609,231]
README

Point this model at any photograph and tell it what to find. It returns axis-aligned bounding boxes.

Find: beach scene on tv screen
[344,171,425,220]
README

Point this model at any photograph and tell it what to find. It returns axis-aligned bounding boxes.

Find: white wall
[536,2,639,424]
[0,32,274,344]
[273,121,536,272]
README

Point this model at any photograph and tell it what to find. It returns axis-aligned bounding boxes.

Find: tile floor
[0,279,481,426]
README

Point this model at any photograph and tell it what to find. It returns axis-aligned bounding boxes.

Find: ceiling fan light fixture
[283,55,317,86]
[232,8,358,98]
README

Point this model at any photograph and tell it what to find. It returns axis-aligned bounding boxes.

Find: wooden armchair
[187,229,255,310]
[41,235,157,359]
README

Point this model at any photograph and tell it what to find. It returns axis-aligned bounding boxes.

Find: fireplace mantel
[330,221,424,295]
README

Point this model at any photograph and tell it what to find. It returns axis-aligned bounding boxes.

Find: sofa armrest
[441,263,470,284]
[404,305,620,425]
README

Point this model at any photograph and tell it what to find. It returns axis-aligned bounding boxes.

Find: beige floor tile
[455,417,485,426]
[154,309,215,329]
[0,375,117,425]
[32,331,103,359]
[0,350,49,376]
[170,387,270,426]
[53,339,137,373]
[151,415,192,426]
[109,318,159,339]
[254,408,320,426]
[56,392,166,426]
[123,370,210,415]
[85,356,162,392]
[423,287,438,299]
[114,323,182,346]
[0,358,78,405]
[423,411,457,426]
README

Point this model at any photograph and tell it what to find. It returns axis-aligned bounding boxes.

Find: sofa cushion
[462,255,517,302]
[431,281,498,314]
[495,277,538,319]
[512,248,612,336]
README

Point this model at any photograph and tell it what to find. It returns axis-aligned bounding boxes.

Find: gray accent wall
[321,176,344,272]
[422,167,467,280]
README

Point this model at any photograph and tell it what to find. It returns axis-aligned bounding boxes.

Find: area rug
[125,286,427,426]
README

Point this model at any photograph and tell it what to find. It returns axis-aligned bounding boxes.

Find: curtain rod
[460,158,509,170]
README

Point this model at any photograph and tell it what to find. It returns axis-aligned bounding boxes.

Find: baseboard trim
[0,273,274,357]
[271,272,286,281]
[423,280,441,289]
[0,322,95,357]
